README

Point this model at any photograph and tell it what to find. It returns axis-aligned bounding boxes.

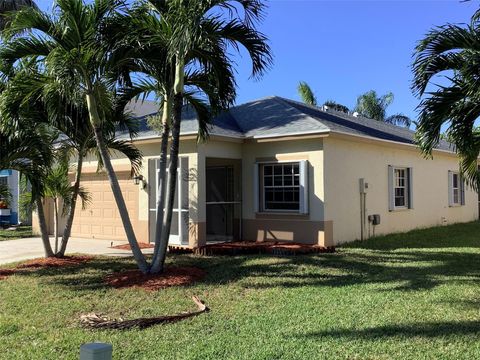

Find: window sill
[255,212,309,220]
[389,207,412,212]
[449,204,464,208]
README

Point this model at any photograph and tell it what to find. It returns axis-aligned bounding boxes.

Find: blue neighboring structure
[0,169,20,226]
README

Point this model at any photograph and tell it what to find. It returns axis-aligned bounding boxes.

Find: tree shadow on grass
[9,228,480,294]
[10,249,480,293]
[11,256,140,292]
[298,320,480,340]
[192,249,480,292]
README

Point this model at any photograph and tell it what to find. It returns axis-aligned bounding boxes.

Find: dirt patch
[105,267,206,291]
[0,269,15,280]
[111,242,155,250]
[16,255,93,269]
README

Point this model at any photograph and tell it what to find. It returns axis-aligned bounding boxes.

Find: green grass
[2,221,480,359]
[0,226,33,240]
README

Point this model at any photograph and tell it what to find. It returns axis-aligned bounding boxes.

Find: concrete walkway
[0,237,154,265]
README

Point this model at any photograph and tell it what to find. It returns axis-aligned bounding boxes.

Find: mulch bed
[17,255,93,269]
[104,267,206,291]
[0,255,92,281]
[0,269,16,280]
[187,241,336,256]
[111,242,155,250]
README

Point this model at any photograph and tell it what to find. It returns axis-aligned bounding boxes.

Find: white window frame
[448,171,465,207]
[394,167,408,209]
[254,160,309,214]
[388,165,413,211]
[263,162,300,212]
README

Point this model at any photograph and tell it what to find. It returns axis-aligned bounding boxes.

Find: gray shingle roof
[122,96,454,152]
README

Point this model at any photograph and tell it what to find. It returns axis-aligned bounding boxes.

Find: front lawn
[1,221,480,359]
[0,226,33,241]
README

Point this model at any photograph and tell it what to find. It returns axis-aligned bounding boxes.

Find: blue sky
[230,0,478,122]
[37,0,478,123]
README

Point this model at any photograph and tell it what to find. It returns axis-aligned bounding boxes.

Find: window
[448,171,465,206]
[394,168,408,208]
[254,161,309,214]
[388,166,413,211]
[263,163,300,211]
[0,177,7,187]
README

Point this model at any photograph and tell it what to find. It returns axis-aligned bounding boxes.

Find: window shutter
[299,160,309,214]
[388,165,394,211]
[460,177,466,206]
[448,171,453,207]
[407,167,414,209]
[253,163,259,213]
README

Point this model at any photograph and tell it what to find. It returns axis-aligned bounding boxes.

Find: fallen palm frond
[80,296,209,330]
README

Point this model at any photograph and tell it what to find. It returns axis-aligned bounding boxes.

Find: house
[33,96,479,247]
[0,169,21,226]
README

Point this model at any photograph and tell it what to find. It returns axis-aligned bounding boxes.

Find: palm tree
[1,61,143,257]
[298,81,317,106]
[137,0,272,273]
[355,90,412,127]
[0,0,36,29]
[1,0,149,271]
[297,81,350,113]
[412,8,480,188]
[107,2,241,273]
[0,126,55,256]
[42,162,90,254]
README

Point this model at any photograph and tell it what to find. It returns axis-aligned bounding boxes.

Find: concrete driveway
[0,237,154,265]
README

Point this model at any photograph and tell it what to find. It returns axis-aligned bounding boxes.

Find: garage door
[71,171,138,240]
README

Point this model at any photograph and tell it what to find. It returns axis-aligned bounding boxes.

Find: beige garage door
[71,171,138,240]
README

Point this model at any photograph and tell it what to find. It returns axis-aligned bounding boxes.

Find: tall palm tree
[412,8,480,188]
[1,0,149,271]
[108,3,240,273]
[355,90,412,127]
[1,61,143,257]
[140,0,272,273]
[298,81,317,106]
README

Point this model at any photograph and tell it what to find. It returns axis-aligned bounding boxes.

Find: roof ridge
[280,96,418,135]
[271,96,332,133]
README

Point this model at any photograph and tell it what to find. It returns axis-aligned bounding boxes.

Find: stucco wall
[33,138,200,244]
[241,137,328,245]
[323,134,479,245]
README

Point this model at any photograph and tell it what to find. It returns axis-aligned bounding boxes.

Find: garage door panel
[71,172,139,240]
[91,208,101,218]
[103,209,114,218]
[102,226,114,236]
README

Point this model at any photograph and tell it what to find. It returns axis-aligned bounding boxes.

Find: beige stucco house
[34,96,479,248]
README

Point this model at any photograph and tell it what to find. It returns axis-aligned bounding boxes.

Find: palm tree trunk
[35,197,54,257]
[53,198,58,254]
[86,92,149,273]
[151,98,171,265]
[57,154,83,257]
[150,58,185,274]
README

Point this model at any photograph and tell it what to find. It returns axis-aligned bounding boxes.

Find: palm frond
[297,81,317,106]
